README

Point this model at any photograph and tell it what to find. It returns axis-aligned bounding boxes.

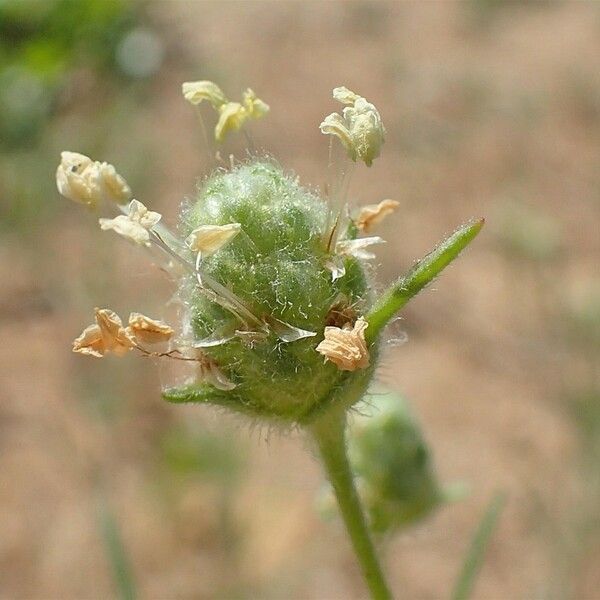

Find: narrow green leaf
[97,495,137,600]
[451,491,506,600]
[365,218,484,342]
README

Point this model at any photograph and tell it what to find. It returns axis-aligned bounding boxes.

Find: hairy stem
[365,218,484,343]
[310,409,392,600]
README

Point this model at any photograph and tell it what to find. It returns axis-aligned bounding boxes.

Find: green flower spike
[58,80,484,600]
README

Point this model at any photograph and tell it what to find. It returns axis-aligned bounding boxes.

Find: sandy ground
[1,2,599,598]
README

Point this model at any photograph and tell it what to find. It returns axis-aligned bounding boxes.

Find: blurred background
[1,1,599,598]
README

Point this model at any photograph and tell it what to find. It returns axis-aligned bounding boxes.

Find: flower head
[320,86,385,166]
[316,317,370,371]
[99,199,161,246]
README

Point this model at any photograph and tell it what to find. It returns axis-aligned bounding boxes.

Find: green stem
[311,409,392,600]
[452,492,506,600]
[365,218,484,343]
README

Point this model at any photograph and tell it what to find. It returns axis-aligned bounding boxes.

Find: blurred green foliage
[0,0,140,150]
[160,425,245,486]
[0,0,165,236]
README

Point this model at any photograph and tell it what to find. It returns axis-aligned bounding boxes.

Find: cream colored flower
[356,199,399,233]
[214,102,246,141]
[127,313,173,344]
[73,308,135,357]
[316,317,370,371]
[214,96,269,142]
[336,236,385,260]
[56,151,96,206]
[182,80,228,108]
[99,199,161,246]
[185,223,241,255]
[332,86,361,105]
[96,162,132,205]
[320,86,385,166]
[215,90,268,141]
[182,81,269,142]
[56,151,132,207]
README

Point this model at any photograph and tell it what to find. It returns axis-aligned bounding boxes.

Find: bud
[347,389,446,532]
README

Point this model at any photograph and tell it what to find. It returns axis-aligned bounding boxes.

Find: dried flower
[320,86,385,166]
[99,199,161,246]
[182,80,228,108]
[336,236,385,260]
[356,199,399,233]
[73,308,136,357]
[72,324,106,357]
[127,313,173,344]
[56,151,131,207]
[185,223,242,255]
[316,316,370,371]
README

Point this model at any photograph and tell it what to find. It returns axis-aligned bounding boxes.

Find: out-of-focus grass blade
[451,491,506,600]
[365,218,484,343]
[97,494,137,600]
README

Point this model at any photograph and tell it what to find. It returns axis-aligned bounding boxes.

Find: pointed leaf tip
[365,217,484,341]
